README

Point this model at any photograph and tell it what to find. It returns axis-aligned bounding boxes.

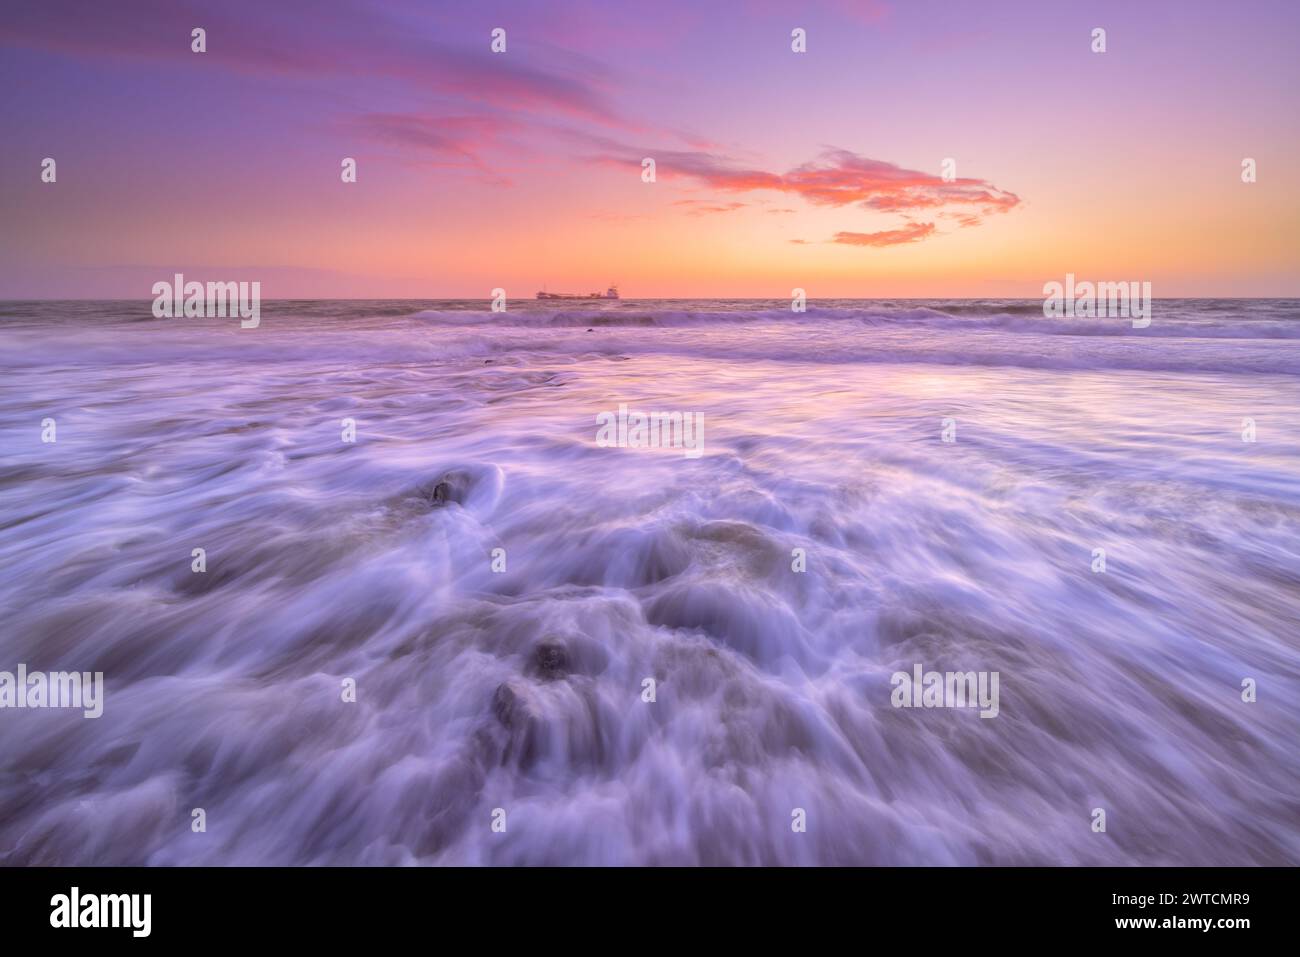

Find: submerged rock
[417,470,472,508]
[488,680,545,770]
[529,638,570,680]
[492,681,531,729]
[644,581,803,667]
[404,464,504,517]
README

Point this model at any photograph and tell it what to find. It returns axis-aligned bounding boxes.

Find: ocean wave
[2,299,1298,864]
[401,299,1300,339]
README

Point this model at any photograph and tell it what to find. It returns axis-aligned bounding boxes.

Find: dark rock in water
[492,681,525,728]
[489,681,545,769]
[484,359,493,364]
[586,328,593,332]
[418,470,471,507]
[400,465,502,519]
[529,638,570,680]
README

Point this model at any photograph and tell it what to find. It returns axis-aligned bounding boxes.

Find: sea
[1,297,1297,864]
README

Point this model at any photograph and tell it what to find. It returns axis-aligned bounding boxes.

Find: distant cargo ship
[536,285,619,300]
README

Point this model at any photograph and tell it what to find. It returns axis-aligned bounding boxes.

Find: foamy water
[1,298,1297,865]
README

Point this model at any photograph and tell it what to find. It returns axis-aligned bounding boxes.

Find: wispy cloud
[831,223,936,246]
[343,112,512,176]
[579,138,1020,245]
[0,0,647,189]
[673,199,748,215]
[2,1,626,123]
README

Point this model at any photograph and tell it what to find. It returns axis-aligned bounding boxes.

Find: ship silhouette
[536,284,619,300]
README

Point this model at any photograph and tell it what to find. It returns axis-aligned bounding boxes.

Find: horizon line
[4,295,1298,304]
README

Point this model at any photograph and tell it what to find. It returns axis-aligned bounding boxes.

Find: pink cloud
[581,140,1019,245]
[832,223,937,246]
[780,150,1020,217]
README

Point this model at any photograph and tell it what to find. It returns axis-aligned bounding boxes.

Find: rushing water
[1,298,1297,865]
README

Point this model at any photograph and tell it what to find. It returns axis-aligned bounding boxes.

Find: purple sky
[2,0,1297,297]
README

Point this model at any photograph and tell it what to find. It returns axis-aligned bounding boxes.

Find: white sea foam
[0,299,1297,864]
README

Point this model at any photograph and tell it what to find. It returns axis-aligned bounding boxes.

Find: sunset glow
[3,0,1297,298]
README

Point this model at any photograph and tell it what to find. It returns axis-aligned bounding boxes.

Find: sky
[1,0,1297,299]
